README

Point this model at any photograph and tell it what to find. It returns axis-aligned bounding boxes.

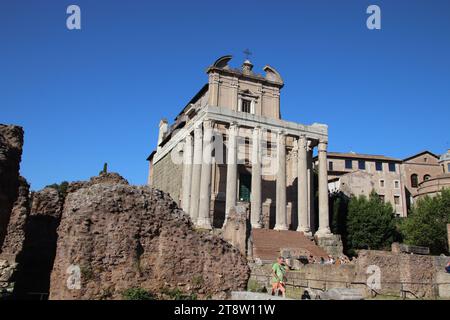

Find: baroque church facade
[147,55,333,239]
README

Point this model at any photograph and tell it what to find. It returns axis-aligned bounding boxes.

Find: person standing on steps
[271,256,287,297]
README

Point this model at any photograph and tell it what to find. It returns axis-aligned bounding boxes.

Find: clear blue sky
[1,0,450,190]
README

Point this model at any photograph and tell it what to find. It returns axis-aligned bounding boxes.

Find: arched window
[411,174,418,188]
[424,174,431,181]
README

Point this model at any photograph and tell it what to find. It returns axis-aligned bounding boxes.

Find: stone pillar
[225,122,238,220]
[189,124,203,223]
[251,126,262,228]
[316,140,331,236]
[307,143,316,232]
[181,134,193,213]
[297,135,311,235]
[197,120,214,229]
[274,131,288,230]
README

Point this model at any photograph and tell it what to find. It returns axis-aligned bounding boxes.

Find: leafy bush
[161,287,197,300]
[400,189,450,255]
[122,288,154,300]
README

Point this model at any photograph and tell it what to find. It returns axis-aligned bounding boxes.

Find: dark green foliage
[99,162,108,175]
[161,287,197,300]
[400,189,450,255]
[122,288,155,300]
[45,181,69,199]
[346,191,397,250]
[329,191,350,252]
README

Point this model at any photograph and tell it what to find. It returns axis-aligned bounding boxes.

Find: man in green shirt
[271,256,287,297]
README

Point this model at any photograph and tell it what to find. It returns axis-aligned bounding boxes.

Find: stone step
[252,229,329,262]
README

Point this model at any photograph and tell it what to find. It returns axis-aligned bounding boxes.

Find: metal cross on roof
[243,48,252,60]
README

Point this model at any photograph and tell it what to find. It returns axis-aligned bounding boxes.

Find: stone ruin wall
[249,250,450,299]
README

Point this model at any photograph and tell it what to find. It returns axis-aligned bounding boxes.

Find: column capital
[194,123,203,134]
[298,135,307,150]
[318,140,328,152]
[203,119,214,129]
[185,134,193,143]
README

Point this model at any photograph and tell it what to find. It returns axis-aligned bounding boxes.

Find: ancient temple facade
[147,55,332,238]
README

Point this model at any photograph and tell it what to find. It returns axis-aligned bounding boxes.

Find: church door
[239,174,251,202]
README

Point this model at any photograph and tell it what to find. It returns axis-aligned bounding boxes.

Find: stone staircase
[252,229,329,262]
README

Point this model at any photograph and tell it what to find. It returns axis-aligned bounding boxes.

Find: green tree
[347,191,397,251]
[400,189,450,255]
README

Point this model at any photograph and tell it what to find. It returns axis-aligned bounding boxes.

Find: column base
[314,227,332,237]
[274,224,288,231]
[196,218,212,230]
[251,222,262,229]
[297,226,312,236]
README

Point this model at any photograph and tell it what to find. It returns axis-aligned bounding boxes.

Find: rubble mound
[49,181,249,300]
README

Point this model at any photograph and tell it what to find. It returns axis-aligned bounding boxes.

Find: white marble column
[316,140,331,236]
[181,134,193,213]
[251,126,262,228]
[307,142,316,232]
[274,131,288,230]
[225,122,238,220]
[189,124,203,223]
[297,135,311,235]
[197,120,214,229]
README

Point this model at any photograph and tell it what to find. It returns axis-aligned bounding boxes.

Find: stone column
[225,122,238,220]
[189,124,203,223]
[316,140,331,236]
[181,134,193,213]
[297,135,311,235]
[197,120,214,229]
[307,143,316,232]
[274,131,288,230]
[251,126,262,228]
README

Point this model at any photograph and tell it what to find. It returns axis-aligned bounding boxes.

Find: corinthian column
[251,126,262,228]
[197,120,213,229]
[181,134,193,213]
[297,135,311,235]
[189,124,203,223]
[316,140,331,236]
[225,122,238,220]
[274,131,288,230]
[307,142,316,232]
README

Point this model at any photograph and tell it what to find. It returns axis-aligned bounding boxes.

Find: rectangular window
[448,163,450,172]
[345,159,352,169]
[329,161,334,171]
[241,99,251,113]
[380,180,385,188]
[265,141,272,157]
[394,180,400,189]
[375,161,383,171]
[379,194,385,202]
[388,162,396,172]
[394,196,400,205]
[358,160,366,170]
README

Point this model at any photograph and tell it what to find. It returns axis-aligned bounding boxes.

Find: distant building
[415,149,450,200]
[400,151,442,207]
[323,149,450,216]
[317,152,407,217]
